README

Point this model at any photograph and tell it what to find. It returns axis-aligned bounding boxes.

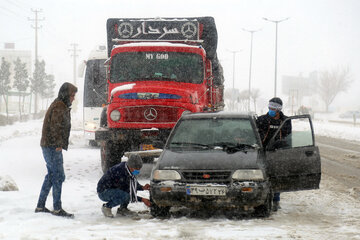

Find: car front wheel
[254,191,273,218]
[150,196,170,218]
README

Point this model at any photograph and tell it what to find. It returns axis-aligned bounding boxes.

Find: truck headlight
[110,110,121,121]
[153,170,181,180]
[232,169,264,181]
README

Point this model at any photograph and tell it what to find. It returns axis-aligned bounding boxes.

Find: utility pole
[28,9,44,65]
[263,17,290,97]
[228,50,241,111]
[68,43,80,85]
[243,28,261,112]
[28,9,44,114]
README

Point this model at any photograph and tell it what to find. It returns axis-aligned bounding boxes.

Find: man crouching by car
[97,154,151,218]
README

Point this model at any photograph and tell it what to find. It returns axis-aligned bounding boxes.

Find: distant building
[281,71,322,114]
[0,43,32,115]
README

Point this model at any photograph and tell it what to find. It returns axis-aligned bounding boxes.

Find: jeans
[36,147,65,211]
[273,192,280,202]
[98,189,130,208]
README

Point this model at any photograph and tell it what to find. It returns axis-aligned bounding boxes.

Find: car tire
[150,196,170,218]
[254,191,272,218]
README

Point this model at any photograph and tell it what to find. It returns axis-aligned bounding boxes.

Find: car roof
[181,111,256,120]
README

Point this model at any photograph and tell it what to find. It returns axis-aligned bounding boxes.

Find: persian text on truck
[95,17,225,172]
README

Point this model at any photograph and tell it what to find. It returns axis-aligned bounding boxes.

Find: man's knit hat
[268,97,283,111]
[127,154,143,169]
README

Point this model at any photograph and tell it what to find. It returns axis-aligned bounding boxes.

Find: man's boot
[272,201,281,212]
[101,204,114,218]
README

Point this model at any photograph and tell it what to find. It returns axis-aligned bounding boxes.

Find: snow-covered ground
[0,114,360,239]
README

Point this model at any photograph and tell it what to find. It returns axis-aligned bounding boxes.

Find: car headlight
[232,169,264,181]
[110,109,121,121]
[153,170,181,180]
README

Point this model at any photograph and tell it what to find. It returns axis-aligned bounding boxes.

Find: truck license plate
[186,185,227,196]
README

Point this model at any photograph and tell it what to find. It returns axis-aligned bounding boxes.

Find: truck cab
[96,17,224,172]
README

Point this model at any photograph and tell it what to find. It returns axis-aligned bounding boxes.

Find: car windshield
[110,52,204,84]
[168,118,258,151]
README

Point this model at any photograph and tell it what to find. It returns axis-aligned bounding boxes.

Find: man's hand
[55,147,62,152]
[142,184,150,190]
[142,198,151,207]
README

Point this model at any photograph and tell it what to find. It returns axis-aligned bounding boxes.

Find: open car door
[265,115,321,192]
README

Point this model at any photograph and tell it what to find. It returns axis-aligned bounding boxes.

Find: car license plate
[186,185,227,196]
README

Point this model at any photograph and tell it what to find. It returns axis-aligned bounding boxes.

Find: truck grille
[122,106,181,123]
[181,171,232,183]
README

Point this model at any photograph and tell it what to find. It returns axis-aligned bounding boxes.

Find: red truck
[96,17,224,172]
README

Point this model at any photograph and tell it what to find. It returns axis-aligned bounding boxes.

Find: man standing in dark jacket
[256,97,292,211]
[97,154,151,218]
[35,82,77,218]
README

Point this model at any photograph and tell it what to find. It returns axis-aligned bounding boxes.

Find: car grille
[181,171,232,183]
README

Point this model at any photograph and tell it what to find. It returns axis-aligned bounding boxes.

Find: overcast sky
[1,0,359,111]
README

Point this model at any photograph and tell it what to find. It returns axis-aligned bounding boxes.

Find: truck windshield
[110,52,204,84]
[168,118,258,150]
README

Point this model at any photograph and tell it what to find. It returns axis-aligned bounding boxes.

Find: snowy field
[0,115,360,239]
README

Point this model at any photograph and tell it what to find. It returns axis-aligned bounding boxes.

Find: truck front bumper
[95,128,171,142]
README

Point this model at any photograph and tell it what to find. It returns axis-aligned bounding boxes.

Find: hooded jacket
[40,82,77,150]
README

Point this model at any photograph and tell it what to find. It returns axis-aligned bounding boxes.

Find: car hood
[158,149,262,170]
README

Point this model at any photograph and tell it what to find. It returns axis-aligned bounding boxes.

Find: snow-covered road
[1,119,360,239]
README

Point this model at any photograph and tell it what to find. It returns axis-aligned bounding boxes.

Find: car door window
[278,118,314,148]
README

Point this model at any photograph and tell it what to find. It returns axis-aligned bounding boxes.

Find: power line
[0,5,26,19]
[4,0,29,14]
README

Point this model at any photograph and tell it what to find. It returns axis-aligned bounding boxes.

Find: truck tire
[100,140,125,173]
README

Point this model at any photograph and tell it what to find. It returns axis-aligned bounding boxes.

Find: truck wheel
[254,191,272,218]
[150,196,170,218]
[100,140,124,173]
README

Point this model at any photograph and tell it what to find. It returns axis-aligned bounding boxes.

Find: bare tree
[318,67,352,112]
[224,88,240,111]
[13,57,29,120]
[0,57,11,122]
[238,90,249,112]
